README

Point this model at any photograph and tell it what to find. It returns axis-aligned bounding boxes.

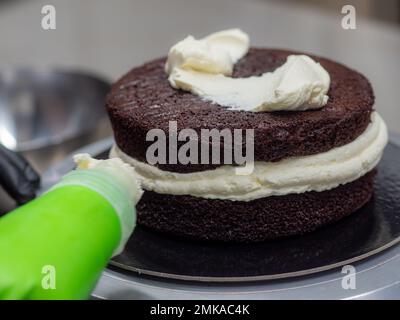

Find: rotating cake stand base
[41,136,400,299]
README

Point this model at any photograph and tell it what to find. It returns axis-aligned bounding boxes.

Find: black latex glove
[0,145,40,205]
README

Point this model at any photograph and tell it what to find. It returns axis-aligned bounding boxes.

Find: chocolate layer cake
[106,30,387,242]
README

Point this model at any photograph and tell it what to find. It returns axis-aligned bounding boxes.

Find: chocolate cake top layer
[106,48,374,173]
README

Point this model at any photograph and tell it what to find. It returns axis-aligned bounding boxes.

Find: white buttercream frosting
[74,154,143,205]
[109,112,388,202]
[166,29,330,112]
[165,28,249,76]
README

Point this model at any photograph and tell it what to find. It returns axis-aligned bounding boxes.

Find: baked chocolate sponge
[136,171,375,242]
[106,48,374,173]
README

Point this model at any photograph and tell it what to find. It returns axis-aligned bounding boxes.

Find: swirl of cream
[165,29,330,112]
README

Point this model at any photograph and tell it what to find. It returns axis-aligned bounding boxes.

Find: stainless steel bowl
[0,69,112,213]
[0,69,112,172]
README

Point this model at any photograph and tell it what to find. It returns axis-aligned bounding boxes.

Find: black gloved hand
[0,145,40,205]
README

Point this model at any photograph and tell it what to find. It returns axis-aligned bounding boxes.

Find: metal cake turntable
[40,135,400,299]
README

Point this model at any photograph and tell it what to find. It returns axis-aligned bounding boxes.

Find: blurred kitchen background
[279,0,400,24]
[0,0,399,210]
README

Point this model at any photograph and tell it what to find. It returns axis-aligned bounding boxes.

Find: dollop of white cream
[166,29,330,112]
[110,112,388,202]
[74,154,143,205]
[165,28,249,76]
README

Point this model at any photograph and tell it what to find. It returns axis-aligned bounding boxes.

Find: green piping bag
[0,154,142,300]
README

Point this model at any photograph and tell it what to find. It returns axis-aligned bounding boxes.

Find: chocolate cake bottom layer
[136,170,376,242]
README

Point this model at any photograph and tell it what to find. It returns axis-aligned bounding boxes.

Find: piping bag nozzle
[0,153,143,300]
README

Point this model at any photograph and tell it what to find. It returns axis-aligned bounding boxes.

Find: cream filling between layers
[110,112,388,202]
